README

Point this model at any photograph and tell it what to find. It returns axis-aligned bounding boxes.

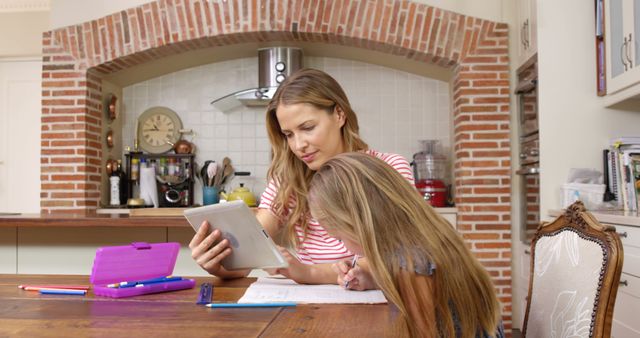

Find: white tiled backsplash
[122,57,451,203]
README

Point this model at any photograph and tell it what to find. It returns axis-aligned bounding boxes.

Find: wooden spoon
[219,164,234,187]
[215,157,232,187]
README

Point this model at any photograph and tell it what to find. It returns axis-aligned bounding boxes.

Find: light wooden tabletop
[0,274,395,337]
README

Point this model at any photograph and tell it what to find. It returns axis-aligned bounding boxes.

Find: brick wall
[41,0,512,331]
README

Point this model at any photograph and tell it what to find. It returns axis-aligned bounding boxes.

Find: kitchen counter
[0,212,189,228]
[549,209,640,227]
[0,207,458,228]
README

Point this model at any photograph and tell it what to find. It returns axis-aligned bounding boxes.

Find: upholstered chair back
[523,201,623,338]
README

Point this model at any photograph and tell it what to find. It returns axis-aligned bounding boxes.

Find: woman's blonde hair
[309,153,501,338]
[265,68,368,247]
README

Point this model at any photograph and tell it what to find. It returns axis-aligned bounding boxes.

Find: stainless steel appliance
[210,47,303,111]
[411,140,448,207]
[515,58,540,243]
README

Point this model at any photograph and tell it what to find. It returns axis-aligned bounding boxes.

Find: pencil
[19,284,89,290]
[24,287,88,292]
[206,302,296,308]
[344,255,359,288]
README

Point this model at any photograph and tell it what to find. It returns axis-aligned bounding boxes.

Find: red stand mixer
[411,140,448,207]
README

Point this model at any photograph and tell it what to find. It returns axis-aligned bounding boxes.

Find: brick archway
[42,0,511,330]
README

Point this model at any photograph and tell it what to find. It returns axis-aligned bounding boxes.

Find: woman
[189,69,414,285]
[308,153,503,338]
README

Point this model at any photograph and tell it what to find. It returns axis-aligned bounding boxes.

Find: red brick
[41,3,511,329]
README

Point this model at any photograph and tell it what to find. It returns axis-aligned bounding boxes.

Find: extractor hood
[210,47,303,111]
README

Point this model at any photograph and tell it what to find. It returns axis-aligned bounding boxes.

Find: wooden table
[0,275,395,337]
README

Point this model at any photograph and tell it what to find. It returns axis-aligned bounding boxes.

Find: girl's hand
[266,247,312,284]
[332,257,376,291]
[188,220,234,276]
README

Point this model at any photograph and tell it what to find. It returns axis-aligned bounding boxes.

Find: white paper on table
[237,277,388,304]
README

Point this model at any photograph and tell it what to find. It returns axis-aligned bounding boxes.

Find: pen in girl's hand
[344,255,359,289]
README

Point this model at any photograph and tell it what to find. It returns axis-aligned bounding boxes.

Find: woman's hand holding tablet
[184,201,288,270]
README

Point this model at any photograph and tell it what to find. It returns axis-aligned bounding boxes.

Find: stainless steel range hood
[210,47,303,111]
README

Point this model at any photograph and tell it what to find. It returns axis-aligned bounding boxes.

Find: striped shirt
[259,150,415,264]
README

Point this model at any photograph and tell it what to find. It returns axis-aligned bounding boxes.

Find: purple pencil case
[90,242,195,298]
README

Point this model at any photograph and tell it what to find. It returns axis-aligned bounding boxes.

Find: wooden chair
[522,201,624,338]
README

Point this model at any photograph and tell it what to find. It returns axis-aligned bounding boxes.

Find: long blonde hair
[266,68,368,247]
[309,153,501,338]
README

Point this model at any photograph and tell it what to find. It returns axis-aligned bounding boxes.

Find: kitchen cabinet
[512,241,532,331]
[515,0,538,67]
[610,222,640,337]
[603,0,640,107]
[0,58,41,214]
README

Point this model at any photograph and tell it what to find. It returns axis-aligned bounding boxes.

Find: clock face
[137,107,183,153]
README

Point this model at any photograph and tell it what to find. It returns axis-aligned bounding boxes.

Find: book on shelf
[608,149,619,201]
[597,39,606,95]
[611,136,640,147]
[631,155,640,211]
[607,144,640,211]
[596,0,604,38]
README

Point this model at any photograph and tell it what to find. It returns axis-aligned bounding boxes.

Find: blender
[411,140,448,207]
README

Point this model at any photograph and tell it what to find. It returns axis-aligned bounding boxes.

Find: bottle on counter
[109,173,120,206]
[159,158,167,176]
[182,159,190,179]
[168,158,177,176]
[109,176,120,206]
[131,158,140,181]
[116,160,128,205]
[149,159,157,174]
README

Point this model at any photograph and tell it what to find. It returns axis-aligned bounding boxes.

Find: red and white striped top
[259,150,415,265]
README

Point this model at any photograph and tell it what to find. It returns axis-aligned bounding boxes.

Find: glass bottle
[116,160,128,205]
[131,158,140,181]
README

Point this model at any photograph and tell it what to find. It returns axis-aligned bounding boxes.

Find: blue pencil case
[90,242,195,298]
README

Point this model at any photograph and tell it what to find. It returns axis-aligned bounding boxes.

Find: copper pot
[167,139,193,154]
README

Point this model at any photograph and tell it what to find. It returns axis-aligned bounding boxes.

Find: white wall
[537,0,640,216]
[0,11,49,56]
[415,0,506,22]
[49,0,151,29]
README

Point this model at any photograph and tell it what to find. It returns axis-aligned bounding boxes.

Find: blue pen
[118,276,183,288]
[206,302,297,308]
[40,289,86,295]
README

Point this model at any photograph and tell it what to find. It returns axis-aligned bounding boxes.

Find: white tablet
[183,200,288,270]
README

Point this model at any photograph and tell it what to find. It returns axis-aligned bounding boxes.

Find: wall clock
[137,106,183,154]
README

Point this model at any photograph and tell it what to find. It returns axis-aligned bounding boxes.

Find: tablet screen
[183,201,288,270]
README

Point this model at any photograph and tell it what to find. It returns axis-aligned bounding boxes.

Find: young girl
[308,153,504,337]
[189,69,414,286]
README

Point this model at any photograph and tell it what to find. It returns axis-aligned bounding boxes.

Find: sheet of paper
[237,277,388,304]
